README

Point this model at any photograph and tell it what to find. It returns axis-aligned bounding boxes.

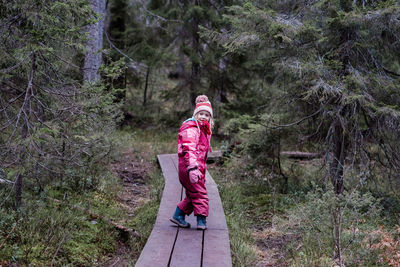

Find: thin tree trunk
[333,206,343,265]
[16,53,36,209]
[15,173,23,208]
[143,67,150,107]
[330,119,346,194]
[83,0,106,82]
[218,58,228,104]
[189,19,200,109]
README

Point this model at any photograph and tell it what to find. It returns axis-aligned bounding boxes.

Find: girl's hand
[189,169,202,184]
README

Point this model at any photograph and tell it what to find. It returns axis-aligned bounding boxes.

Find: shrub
[274,184,383,266]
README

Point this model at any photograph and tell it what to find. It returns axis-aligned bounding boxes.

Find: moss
[63,221,117,266]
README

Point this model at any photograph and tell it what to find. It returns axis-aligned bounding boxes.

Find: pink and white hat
[193,95,213,118]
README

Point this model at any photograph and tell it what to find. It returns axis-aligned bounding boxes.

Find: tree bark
[143,67,151,107]
[217,58,229,104]
[83,0,106,82]
[330,119,347,194]
[189,17,200,109]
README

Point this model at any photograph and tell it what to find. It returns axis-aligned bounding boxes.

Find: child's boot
[196,215,207,230]
[170,207,190,228]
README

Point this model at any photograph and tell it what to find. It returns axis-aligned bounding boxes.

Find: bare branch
[141,6,183,23]
[0,178,14,185]
[104,31,147,74]
[261,109,322,129]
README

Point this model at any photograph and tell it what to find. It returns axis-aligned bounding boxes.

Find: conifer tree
[0,0,119,208]
[206,0,400,194]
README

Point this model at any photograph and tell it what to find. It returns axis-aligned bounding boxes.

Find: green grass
[128,169,165,262]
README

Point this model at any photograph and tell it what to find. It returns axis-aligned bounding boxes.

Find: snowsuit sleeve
[178,126,199,172]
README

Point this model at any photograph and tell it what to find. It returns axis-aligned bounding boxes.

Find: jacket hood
[180,118,198,132]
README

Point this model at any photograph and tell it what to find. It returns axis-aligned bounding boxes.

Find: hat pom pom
[195,95,209,104]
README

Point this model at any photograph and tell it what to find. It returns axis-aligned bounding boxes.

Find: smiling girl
[170,95,213,230]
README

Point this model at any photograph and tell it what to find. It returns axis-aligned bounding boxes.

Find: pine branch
[261,109,322,129]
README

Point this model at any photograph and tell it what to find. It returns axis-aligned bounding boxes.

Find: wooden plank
[154,154,182,227]
[157,154,180,185]
[136,155,182,267]
[170,155,202,267]
[155,182,181,228]
[137,153,232,267]
[135,226,177,267]
[203,229,232,267]
[204,172,228,230]
[202,172,231,266]
[169,214,203,267]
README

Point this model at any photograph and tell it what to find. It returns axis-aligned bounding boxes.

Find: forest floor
[94,129,174,266]
[252,227,295,266]
[99,148,153,266]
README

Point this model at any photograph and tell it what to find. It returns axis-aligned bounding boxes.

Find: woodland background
[1,0,400,266]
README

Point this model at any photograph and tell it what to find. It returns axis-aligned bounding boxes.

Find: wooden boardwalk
[135,153,232,267]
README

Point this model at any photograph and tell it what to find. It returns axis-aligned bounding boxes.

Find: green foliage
[223,114,254,134]
[63,220,116,266]
[275,185,382,266]
[0,0,121,201]
[0,198,115,265]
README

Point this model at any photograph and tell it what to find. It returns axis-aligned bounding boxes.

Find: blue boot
[196,215,207,230]
[170,207,190,228]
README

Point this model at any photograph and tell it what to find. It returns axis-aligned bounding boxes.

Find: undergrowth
[210,152,400,267]
[0,127,174,265]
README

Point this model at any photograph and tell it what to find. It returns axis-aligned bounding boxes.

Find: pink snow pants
[177,161,209,217]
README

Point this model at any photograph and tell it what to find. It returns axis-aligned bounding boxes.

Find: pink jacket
[177,118,211,177]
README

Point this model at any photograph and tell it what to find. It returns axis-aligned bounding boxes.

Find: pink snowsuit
[177,118,211,217]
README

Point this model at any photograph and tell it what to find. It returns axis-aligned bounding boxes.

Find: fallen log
[207,150,223,163]
[280,151,322,160]
[51,198,140,239]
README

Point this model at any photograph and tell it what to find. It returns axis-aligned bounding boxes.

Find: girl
[170,95,213,230]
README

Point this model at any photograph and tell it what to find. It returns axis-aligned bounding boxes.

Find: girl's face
[196,111,211,122]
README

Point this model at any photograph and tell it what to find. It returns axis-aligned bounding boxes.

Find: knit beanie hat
[193,95,213,118]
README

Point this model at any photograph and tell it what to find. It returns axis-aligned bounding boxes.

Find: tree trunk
[15,173,22,208]
[330,119,347,194]
[83,0,106,82]
[107,0,128,102]
[189,17,200,109]
[217,58,228,104]
[143,67,150,107]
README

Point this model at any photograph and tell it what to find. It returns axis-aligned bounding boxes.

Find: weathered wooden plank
[136,155,182,267]
[169,214,203,267]
[169,154,202,267]
[203,229,232,267]
[204,172,228,230]
[203,172,231,266]
[135,226,177,267]
[137,153,232,267]
[155,182,181,228]
[157,154,180,185]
